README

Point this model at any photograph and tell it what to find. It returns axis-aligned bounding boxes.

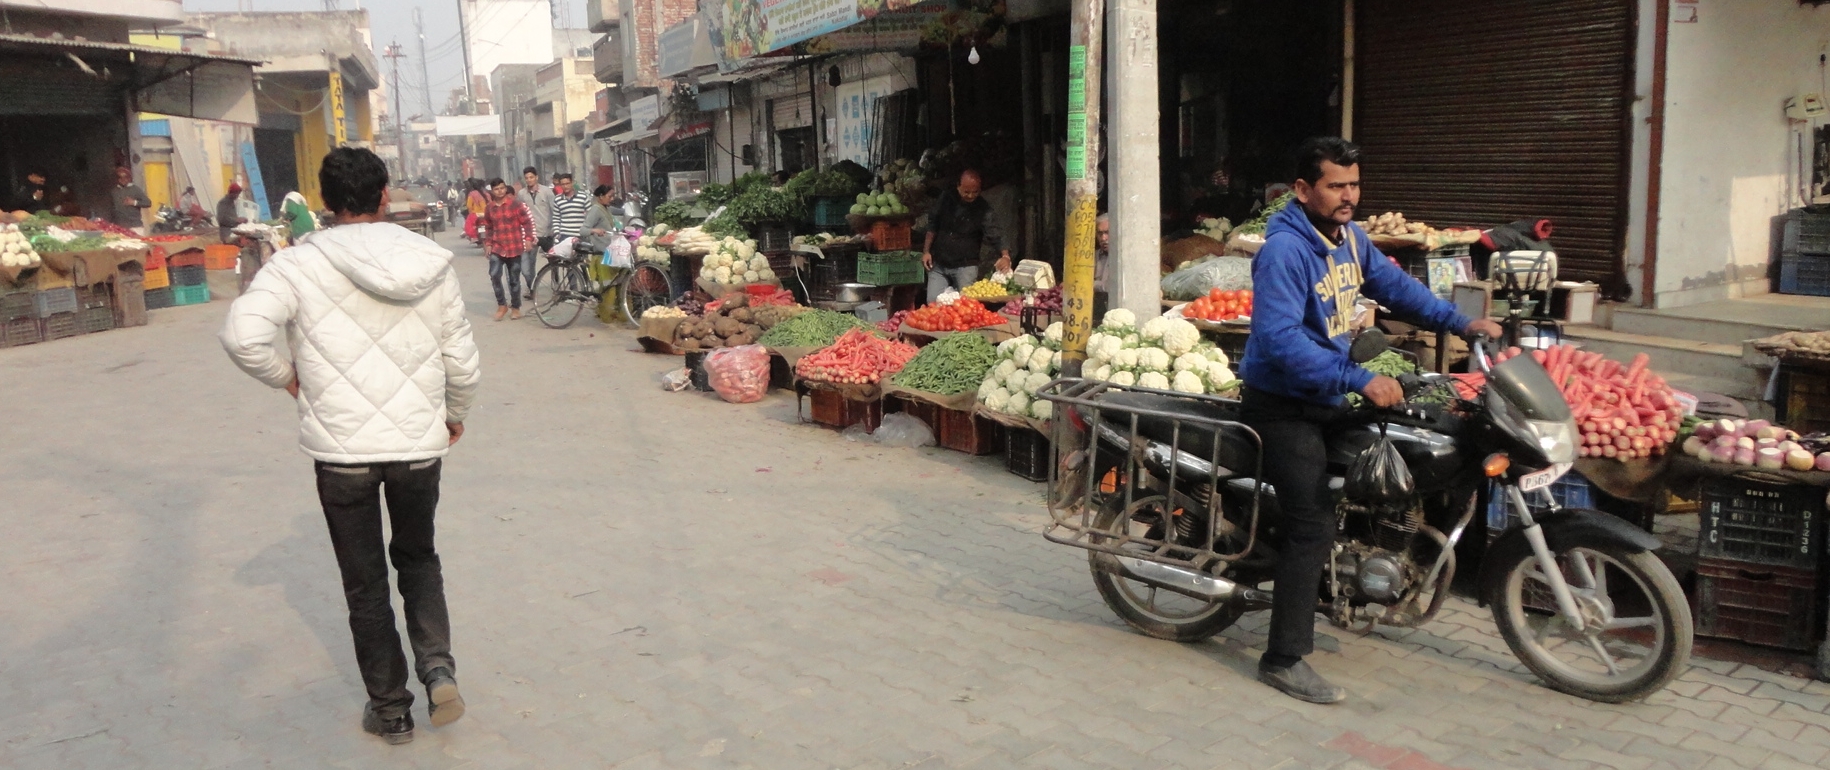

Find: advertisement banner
[703,0,929,62]
[630,95,661,138]
[797,5,944,54]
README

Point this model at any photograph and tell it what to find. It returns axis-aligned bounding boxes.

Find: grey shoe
[1258,659,1346,704]
[362,704,414,744]
[426,669,466,727]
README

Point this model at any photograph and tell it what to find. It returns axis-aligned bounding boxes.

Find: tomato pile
[1185,288,1253,322]
[795,328,918,384]
[906,298,1007,331]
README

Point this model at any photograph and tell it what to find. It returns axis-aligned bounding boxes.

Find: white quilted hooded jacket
[220,222,481,464]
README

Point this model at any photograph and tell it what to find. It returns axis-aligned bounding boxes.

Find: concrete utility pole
[455,0,475,112]
[1107,0,1160,319]
[414,6,435,116]
[386,42,408,179]
[1060,0,1104,373]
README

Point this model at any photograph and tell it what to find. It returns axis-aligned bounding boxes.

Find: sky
[181,0,592,120]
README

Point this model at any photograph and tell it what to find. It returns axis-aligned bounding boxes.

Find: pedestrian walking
[549,172,587,244]
[480,177,534,320]
[107,165,152,232]
[218,146,481,745]
[518,167,553,298]
[920,169,1011,302]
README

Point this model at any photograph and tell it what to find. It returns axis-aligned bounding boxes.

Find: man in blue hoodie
[1240,137,1500,703]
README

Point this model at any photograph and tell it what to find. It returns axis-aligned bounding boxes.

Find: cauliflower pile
[634,223,672,263]
[696,236,776,290]
[975,322,1065,421]
[1083,308,1237,395]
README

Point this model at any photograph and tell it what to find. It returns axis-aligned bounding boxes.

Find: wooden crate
[1693,557,1823,652]
[937,406,1002,455]
[804,387,884,431]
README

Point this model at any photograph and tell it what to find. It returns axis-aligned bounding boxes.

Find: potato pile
[1754,330,1830,360]
[672,294,807,352]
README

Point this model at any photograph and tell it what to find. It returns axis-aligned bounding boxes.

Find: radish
[1682,435,1705,456]
[1755,438,1778,450]
[1734,447,1757,466]
[1736,436,1756,450]
[1756,447,1786,470]
[1755,425,1785,441]
[1819,452,1830,472]
[1786,449,1816,471]
[1694,422,1718,441]
[1742,419,1771,437]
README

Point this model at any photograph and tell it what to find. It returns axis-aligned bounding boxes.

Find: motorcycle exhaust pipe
[1113,556,1256,602]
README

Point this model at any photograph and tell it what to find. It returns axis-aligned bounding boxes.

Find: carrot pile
[906,298,1007,332]
[1451,345,1683,461]
[795,328,918,384]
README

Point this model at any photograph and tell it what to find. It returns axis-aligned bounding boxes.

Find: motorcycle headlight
[1526,419,1579,464]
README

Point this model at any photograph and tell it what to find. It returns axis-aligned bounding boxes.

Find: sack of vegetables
[704,345,771,404]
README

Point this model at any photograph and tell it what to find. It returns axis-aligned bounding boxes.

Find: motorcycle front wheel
[1486,540,1691,703]
[1087,490,1243,643]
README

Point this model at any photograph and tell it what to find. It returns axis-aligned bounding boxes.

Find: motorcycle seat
[1092,391,1260,476]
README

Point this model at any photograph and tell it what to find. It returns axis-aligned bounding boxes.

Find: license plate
[1519,462,1572,492]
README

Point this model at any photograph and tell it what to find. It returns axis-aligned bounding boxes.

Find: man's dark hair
[522,166,538,177]
[553,172,574,182]
[318,147,390,215]
[486,177,506,189]
[1295,137,1361,185]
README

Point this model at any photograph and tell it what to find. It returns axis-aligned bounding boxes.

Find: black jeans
[316,459,454,718]
[1240,387,1347,665]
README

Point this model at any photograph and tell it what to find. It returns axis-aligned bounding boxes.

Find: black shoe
[425,668,466,727]
[1258,659,1346,704]
[362,704,414,744]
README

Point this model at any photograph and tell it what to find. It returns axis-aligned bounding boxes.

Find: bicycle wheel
[620,262,674,324]
[532,262,585,329]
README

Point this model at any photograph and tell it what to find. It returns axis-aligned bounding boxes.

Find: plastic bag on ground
[704,344,770,403]
[661,368,691,392]
[872,412,936,448]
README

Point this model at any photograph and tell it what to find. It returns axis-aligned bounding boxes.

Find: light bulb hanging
[967,45,980,65]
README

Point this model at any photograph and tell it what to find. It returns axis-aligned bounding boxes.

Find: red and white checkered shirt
[481,196,533,258]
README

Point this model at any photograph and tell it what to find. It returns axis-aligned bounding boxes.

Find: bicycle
[531,242,673,329]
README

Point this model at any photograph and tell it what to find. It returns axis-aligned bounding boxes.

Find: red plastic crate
[1692,557,1823,652]
[167,248,206,268]
[937,406,1002,455]
[871,220,912,252]
[804,387,884,432]
[203,244,240,271]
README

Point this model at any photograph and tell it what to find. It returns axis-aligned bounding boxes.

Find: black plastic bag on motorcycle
[1344,425,1414,503]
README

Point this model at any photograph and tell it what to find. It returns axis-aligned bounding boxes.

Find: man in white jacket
[220,147,482,745]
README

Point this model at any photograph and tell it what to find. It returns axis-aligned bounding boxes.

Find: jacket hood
[303,223,452,301]
[1264,201,1346,257]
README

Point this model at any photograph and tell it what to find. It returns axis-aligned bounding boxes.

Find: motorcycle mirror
[1349,329,1391,364]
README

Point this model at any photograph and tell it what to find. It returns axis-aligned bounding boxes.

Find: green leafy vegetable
[756,309,876,348]
[652,200,699,229]
[1235,191,1295,237]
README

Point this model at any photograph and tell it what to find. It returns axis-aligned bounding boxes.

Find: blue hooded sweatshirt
[1240,203,1471,406]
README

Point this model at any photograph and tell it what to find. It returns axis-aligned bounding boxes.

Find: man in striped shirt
[550,172,588,246]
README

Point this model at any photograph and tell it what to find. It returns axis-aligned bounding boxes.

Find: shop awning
[604,131,637,145]
[590,118,632,139]
[0,33,263,123]
[697,61,792,86]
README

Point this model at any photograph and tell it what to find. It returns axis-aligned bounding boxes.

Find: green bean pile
[755,309,873,348]
[890,333,999,394]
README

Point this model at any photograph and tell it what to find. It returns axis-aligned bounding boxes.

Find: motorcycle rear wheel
[1487,540,1691,703]
[1087,491,1243,643]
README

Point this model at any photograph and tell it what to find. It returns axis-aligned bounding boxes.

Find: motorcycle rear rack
[1035,378,1266,574]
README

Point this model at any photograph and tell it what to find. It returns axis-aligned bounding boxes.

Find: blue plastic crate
[1778,251,1830,297]
[1487,471,1594,535]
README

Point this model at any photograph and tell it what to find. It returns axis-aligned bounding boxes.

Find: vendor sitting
[921,169,1011,303]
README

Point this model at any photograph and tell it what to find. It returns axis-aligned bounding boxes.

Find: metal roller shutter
[1354,0,1635,285]
[772,93,813,130]
[0,60,119,116]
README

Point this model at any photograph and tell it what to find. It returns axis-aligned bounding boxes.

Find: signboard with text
[702,0,929,62]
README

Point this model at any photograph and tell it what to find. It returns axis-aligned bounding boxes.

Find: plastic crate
[1781,209,1830,255]
[1,287,32,321]
[143,287,174,310]
[810,197,852,229]
[804,387,884,431]
[203,244,240,271]
[112,277,146,328]
[171,283,210,306]
[856,251,925,286]
[683,351,714,392]
[757,225,793,254]
[1698,476,1826,570]
[1005,427,1051,482]
[1486,472,1595,537]
[870,220,912,251]
[144,247,166,271]
[1780,368,1830,436]
[39,311,77,340]
[1779,251,1830,297]
[33,267,73,290]
[76,282,110,310]
[31,287,76,318]
[1693,557,1823,652]
[167,248,205,268]
[170,264,205,286]
[75,305,112,334]
[0,316,41,347]
[937,406,1002,455]
[143,266,170,289]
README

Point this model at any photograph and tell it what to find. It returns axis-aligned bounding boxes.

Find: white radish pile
[1681,418,1830,471]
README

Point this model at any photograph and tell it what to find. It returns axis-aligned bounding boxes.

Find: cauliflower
[1006,390,1031,416]
[1109,370,1137,387]
[1091,365,1113,381]
[759,268,777,281]
[1139,317,1169,342]
[735,241,756,259]
[749,256,768,272]
[1206,362,1237,390]
[1051,351,1062,370]
[1102,308,1137,329]
[700,266,716,279]
[1113,348,1140,370]
[1027,346,1053,373]
[1139,347,1172,372]
[1138,371,1170,390]
[1203,346,1230,367]
[1025,371,1052,394]
[1012,342,1037,367]
[1160,319,1202,356]
[977,377,1000,400]
[1043,322,1064,347]
[714,265,733,283]
[1173,352,1208,373]
[1005,368,1031,391]
[983,386,1011,411]
[1087,331,1109,354]
[1031,400,1052,420]
[993,359,1019,380]
[1087,354,1107,373]
[1096,336,1125,359]
[1172,370,1206,394]
[743,270,760,282]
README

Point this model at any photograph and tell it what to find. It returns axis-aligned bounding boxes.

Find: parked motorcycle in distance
[1037,331,1691,703]
[150,204,211,234]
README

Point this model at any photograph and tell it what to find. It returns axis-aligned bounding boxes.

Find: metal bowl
[835,283,874,303]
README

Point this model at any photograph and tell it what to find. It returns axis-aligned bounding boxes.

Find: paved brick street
[4,232,1830,770]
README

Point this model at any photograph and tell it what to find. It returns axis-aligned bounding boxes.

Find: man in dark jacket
[218,183,246,242]
[920,169,1010,302]
[108,166,153,231]
[1239,137,1500,704]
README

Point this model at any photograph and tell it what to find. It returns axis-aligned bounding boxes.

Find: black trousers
[1240,387,1346,664]
[315,459,454,718]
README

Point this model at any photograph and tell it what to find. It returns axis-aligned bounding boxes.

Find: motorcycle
[1037,331,1691,703]
[151,204,211,234]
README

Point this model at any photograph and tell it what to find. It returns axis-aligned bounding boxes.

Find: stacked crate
[0,284,40,348]
[1779,209,1830,296]
[143,247,174,310]
[203,244,240,299]
[1692,476,1827,651]
[168,248,210,306]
